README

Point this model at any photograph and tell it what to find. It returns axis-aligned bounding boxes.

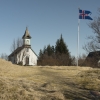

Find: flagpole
[77,19,80,66]
[77,8,93,66]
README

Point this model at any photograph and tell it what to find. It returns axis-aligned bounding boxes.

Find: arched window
[26,40,29,44]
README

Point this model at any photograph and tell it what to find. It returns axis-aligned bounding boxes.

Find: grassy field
[0,59,100,100]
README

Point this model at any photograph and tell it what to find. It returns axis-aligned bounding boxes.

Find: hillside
[0,59,100,100]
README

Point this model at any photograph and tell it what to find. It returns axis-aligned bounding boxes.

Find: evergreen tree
[51,46,55,53]
[55,34,71,65]
[38,49,43,59]
[47,44,52,56]
[43,46,47,54]
[55,34,69,54]
[38,34,73,66]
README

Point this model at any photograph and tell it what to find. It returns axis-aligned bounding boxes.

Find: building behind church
[8,27,38,66]
[83,51,100,67]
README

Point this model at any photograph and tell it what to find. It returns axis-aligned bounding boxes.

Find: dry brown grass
[0,59,100,100]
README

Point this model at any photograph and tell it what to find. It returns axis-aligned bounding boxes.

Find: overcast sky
[0,0,100,57]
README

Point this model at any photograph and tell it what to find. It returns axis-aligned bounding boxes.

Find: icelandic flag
[79,9,93,20]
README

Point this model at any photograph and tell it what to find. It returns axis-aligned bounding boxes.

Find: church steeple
[22,27,31,46]
[22,27,31,39]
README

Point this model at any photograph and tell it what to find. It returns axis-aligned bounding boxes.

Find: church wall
[29,49,37,65]
[9,55,17,64]
[17,48,37,66]
[17,48,27,65]
[11,57,14,63]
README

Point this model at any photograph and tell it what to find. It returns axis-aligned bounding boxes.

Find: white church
[8,27,38,66]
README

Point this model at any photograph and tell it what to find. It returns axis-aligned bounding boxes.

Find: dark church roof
[8,46,24,57]
[22,27,31,39]
[87,51,100,58]
[8,46,38,57]
[83,51,100,67]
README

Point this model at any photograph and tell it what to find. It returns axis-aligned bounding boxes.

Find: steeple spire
[22,27,31,39]
[26,26,28,30]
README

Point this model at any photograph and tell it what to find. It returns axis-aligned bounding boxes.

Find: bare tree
[10,37,23,64]
[82,9,100,67]
[11,39,16,52]
[83,8,100,53]
[0,53,8,61]
[16,37,23,48]
[11,37,23,52]
[78,54,87,66]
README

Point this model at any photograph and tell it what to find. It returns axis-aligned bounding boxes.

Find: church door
[26,56,29,65]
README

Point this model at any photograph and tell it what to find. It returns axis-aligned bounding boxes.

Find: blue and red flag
[79,9,93,20]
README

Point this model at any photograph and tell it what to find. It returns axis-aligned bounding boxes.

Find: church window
[27,40,29,44]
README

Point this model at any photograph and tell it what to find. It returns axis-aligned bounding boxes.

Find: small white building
[8,27,38,66]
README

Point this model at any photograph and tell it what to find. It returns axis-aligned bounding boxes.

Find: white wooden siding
[17,48,37,65]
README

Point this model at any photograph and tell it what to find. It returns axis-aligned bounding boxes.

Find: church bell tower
[22,27,31,47]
